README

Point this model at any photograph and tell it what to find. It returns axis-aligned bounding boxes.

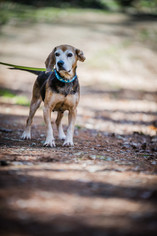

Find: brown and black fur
[21,45,85,147]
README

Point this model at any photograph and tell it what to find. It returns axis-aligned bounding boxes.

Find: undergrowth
[0,88,30,106]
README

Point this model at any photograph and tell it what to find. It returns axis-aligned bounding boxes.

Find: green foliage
[116,0,157,13]
[135,0,157,12]
[2,0,157,10]
[1,0,116,9]
[0,89,15,98]
[0,89,30,106]
[13,96,30,106]
[0,2,116,26]
[0,0,156,26]
[0,3,35,25]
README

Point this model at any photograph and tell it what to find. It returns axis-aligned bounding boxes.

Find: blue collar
[54,69,77,83]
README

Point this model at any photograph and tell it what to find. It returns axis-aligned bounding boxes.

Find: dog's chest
[52,93,79,112]
[44,73,80,112]
[49,73,79,97]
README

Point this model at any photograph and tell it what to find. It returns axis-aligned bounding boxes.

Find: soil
[0,12,157,236]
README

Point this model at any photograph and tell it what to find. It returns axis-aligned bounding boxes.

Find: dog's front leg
[43,106,55,147]
[56,111,66,140]
[63,108,77,147]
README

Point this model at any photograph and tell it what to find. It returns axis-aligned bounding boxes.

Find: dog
[21,44,85,147]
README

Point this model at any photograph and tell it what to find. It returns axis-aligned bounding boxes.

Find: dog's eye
[67,53,73,57]
[55,52,60,57]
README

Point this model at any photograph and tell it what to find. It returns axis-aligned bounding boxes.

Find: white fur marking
[58,127,66,140]
[21,129,31,140]
[44,130,55,147]
[55,49,75,75]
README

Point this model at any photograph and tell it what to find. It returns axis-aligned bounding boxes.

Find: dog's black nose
[57,60,64,68]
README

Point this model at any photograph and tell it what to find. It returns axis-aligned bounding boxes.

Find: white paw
[43,140,55,147]
[21,131,31,140]
[59,133,66,140]
[63,140,74,147]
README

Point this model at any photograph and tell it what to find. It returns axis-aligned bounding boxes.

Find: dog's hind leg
[21,82,42,139]
[56,111,66,140]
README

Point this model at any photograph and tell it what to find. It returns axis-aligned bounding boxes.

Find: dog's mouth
[57,66,71,73]
[57,68,73,80]
[60,69,71,73]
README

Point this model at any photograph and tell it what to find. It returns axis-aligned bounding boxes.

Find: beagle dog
[21,45,85,147]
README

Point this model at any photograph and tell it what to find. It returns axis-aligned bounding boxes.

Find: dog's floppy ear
[45,47,56,72]
[76,49,86,62]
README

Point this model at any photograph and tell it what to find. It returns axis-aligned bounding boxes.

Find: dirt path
[0,11,157,235]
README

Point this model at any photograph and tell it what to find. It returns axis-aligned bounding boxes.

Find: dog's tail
[0,62,47,75]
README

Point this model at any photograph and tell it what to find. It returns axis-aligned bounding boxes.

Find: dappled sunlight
[78,94,157,135]
[0,2,157,235]
[1,163,156,234]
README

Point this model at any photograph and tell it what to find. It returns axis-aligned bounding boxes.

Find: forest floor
[0,10,157,236]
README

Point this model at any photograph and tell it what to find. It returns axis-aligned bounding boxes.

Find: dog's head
[45,45,85,78]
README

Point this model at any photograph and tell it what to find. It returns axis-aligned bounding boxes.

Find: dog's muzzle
[57,60,64,70]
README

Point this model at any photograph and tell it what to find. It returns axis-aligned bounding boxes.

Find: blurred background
[0,2,157,235]
[0,0,157,135]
